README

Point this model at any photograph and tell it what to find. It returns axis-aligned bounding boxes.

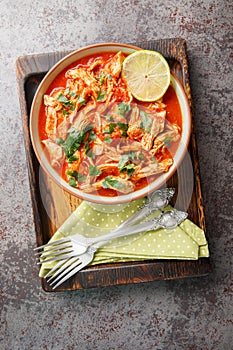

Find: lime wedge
[122,50,170,102]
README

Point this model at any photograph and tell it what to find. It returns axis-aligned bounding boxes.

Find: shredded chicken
[41,51,181,195]
[42,140,64,167]
[80,176,135,194]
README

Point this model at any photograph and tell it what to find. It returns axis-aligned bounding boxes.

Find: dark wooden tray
[16,38,211,292]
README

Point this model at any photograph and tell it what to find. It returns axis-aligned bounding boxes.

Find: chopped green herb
[70,91,77,97]
[66,170,77,177]
[117,122,128,131]
[118,102,130,116]
[107,74,112,80]
[97,90,106,101]
[97,71,105,85]
[104,115,115,122]
[139,110,152,133]
[61,109,69,116]
[76,173,87,182]
[69,178,77,187]
[88,130,97,141]
[104,135,113,144]
[67,155,79,163]
[102,176,125,189]
[57,93,75,110]
[152,156,158,164]
[84,141,90,154]
[120,163,135,177]
[67,170,86,182]
[86,149,96,159]
[61,125,93,162]
[138,149,145,160]
[164,135,173,147]
[118,152,137,176]
[56,138,65,145]
[57,93,70,104]
[118,154,130,169]
[64,88,77,97]
[103,123,116,134]
[109,123,116,134]
[118,151,137,169]
[89,164,102,177]
[78,96,86,105]
[128,151,137,161]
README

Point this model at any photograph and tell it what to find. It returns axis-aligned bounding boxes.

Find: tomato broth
[39,51,182,197]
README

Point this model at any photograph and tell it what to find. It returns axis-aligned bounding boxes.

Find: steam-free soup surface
[39,51,182,197]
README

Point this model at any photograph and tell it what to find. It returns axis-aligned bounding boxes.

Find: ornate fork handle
[114,187,175,231]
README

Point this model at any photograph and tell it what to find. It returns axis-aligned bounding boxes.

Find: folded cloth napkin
[39,199,209,277]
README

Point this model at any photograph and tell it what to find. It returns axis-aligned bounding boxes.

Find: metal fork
[35,188,175,263]
[44,209,188,289]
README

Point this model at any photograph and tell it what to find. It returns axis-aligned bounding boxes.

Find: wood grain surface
[16,38,211,292]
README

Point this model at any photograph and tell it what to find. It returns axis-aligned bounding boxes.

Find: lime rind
[122,50,170,102]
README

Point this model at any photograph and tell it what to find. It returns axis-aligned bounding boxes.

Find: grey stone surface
[0,1,232,349]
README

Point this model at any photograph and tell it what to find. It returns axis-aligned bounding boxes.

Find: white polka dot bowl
[30,43,191,205]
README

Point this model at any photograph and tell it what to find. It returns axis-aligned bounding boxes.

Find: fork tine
[44,259,68,278]
[46,257,78,282]
[37,252,80,265]
[36,247,74,260]
[33,237,71,251]
[34,242,72,256]
[51,259,88,289]
[49,257,82,287]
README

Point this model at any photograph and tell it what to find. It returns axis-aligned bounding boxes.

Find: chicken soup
[39,51,182,197]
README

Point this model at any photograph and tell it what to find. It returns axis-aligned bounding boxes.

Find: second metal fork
[44,209,188,289]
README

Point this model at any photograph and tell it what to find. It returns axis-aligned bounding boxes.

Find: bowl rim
[30,42,192,204]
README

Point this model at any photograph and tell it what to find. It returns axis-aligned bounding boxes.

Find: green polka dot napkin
[39,199,209,277]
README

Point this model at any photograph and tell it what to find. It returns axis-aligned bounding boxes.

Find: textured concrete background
[1,1,232,349]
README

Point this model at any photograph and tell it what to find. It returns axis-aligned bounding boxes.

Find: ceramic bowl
[30,42,191,204]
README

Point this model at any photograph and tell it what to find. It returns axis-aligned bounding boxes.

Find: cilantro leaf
[118,154,130,169]
[70,91,78,97]
[78,96,86,105]
[109,123,116,133]
[118,102,130,116]
[102,176,125,189]
[86,149,96,159]
[56,138,65,145]
[57,93,70,104]
[77,173,87,182]
[120,163,135,177]
[139,110,152,133]
[117,122,128,131]
[164,135,173,147]
[104,115,114,122]
[97,90,106,101]
[138,149,145,160]
[97,71,105,85]
[57,93,75,110]
[104,135,113,144]
[61,109,69,116]
[88,130,97,141]
[62,125,93,162]
[67,170,87,182]
[69,178,77,187]
[89,164,102,176]
[103,123,116,134]
[64,88,77,97]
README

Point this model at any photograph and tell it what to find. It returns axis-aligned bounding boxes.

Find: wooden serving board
[16,38,211,292]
